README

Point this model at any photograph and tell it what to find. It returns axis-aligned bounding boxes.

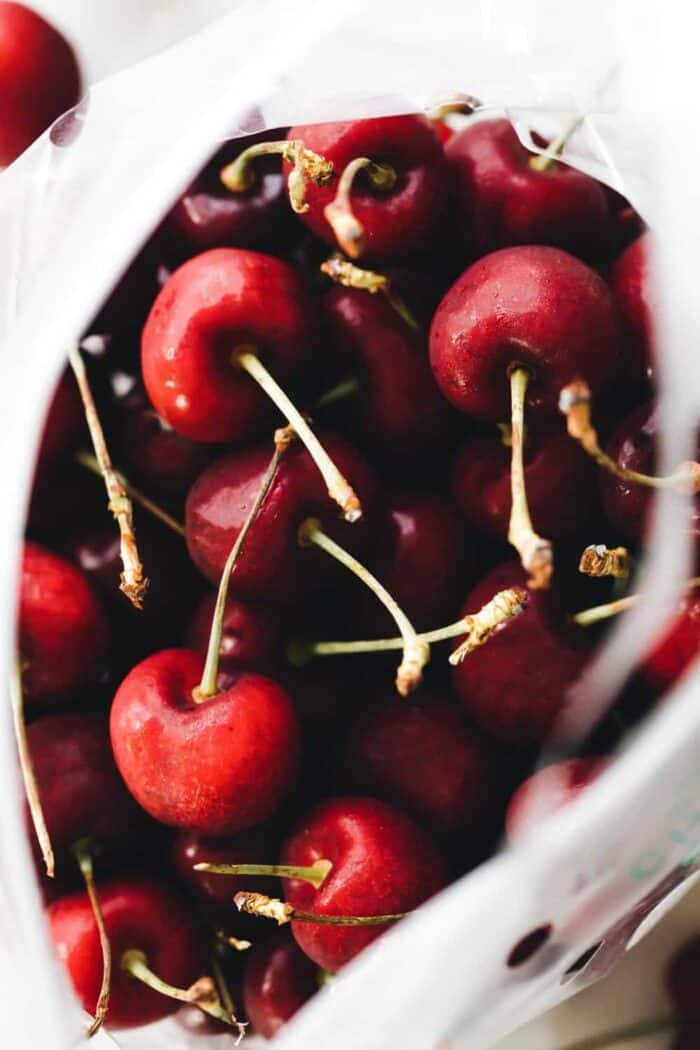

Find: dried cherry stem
[194,439,285,702]
[211,951,246,1043]
[430,94,482,119]
[194,858,332,889]
[121,950,234,1026]
[320,254,419,329]
[557,1014,676,1050]
[508,366,553,589]
[75,451,185,537]
[235,892,405,927]
[529,114,584,173]
[573,577,700,626]
[72,839,111,1036]
[324,156,397,259]
[579,544,631,579]
[68,347,147,608]
[287,586,528,665]
[560,380,700,493]
[216,931,251,952]
[11,656,54,878]
[234,347,362,521]
[220,139,334,214]
[297,517,429,696]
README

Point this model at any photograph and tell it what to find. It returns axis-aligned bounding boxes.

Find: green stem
[220,139,333,213]
[76,450,185,537]
[11,657,54,878]
[73,839,111,1035]
[194,859,332,889]
[573,578,700,627]
[323,156,397,259]
[529,114,584,172]
[211,952,246,1041]
[121,950,234,1026]
[316,376,362,409]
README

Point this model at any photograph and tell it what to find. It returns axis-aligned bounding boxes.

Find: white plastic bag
[1,2,699,1048]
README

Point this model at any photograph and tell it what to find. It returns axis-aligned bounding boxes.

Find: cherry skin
[173,824,276,911]
[19,542,110,704]
[505,756,610,841]
[161,129,293,262]
[611,231,654,378]
[429,245,621,421]
[280,796,447,972]
[185,433,379,598]
[452,561,592,747]
[285,115,449,263]
[110,649,300,835]
[641,591,700,698]
[0,2,81,166]
[445,118,612,262]
[186,593,280,681]
[47,880,203,1028]
[452,426,599,542]
[141,247,318,443]
[35,369,83,479]
[243,930,319,1039]
[346,689,492,836]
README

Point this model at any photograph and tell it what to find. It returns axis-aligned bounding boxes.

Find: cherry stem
[559,379,700,493]
[316,375,362,409]
[430,94,482,119]
[68,347,148,608]
[216,931,252,952]
[121,950,234,1026]
[220,139,334,214]
[235,347,362,522]
[508,366,553,589]
[287,586,528,666]
[75,450,185,537]
[529,114,584,173]
[72,838,111,1036]
[579,544,631,580]
[195,438,286,701]
[211,952,246,1043]
[557,1013,676,1050]
[194,858,332,889]
[320,254,419,330]
[572,577,700,626]
[297,517,428,696]
[323,156,397,259]
[234,891,405,927]
[11,656,54,878]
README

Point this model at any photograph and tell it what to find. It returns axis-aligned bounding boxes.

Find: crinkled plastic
[1,2,699,1048]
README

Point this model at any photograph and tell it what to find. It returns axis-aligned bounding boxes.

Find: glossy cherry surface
[173,824,276,910]
[505,756,610,841]
[186,593,280,680]
[642,591,700,697]
[611,231,654,377]
[243,930,318,1039]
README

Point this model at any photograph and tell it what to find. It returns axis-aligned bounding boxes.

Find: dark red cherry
[173,824,276,912]
[19,542,109,704]
[445,118,612,261]
[452,561,592,747]
[243,930,318,1038]
[452,426,600,542]
[430,245,621,421]
[141,248,318,443]
[505,756,610,841]
[186,593,280,680]
[280,796,447,972]
[642,591,700,697]
[0,2,81,166]
[285,115,449,263]
[346,688,493,835]
[34,370,83,478]
[611,231,654,378]
[185,433,379,599]
[110,649,300,835]
[47,880,203,1028]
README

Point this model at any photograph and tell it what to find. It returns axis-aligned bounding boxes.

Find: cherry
[452,425,600,543]
[173,825,276,912]
[452,561,592,746]
[243,930,319,1038]
[346,688,492,835]
[186,593,280,679]
[47,880,203,1028]
[283,115,449,263]
[505,756,610,841]
[34,369,84,479]
[445,118,612,261]
[642,589,700,696]
[611,231,654,378]
[0,2,81,166]
[19,542,109,704]
[279,796,447,971]
[161,129,294,262]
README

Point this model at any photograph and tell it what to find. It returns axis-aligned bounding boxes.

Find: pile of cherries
[16,100,700,1043]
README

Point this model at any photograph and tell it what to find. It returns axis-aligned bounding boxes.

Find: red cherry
[505,756,610,841]
[110,649,300,835]
[47,880,203,1028]
[0,2,81,166]
[452,561,592,746]
[280,796,447,972]
[430,245,621,421]
[445,118,612,261]
[141,248,318,443]
[611,231,654,377]
[642,591,700,696]
[243,930,318,1038]
[452,426,599,542]
[173,825,276,911]
[19,542,109,704]
[161,129,294,261]
[285,116,449,263]
[186,593,280,679]
[35,370,83,478]
[185,434,379,598]
[431,118,453,145]
[667,935,700,1018]
[346,689,492,835]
